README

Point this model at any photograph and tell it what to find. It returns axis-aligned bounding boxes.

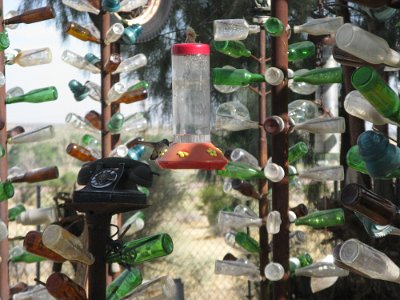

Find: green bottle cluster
[6,86,58,104]
[295,208,345,229]
[216,161,266,180]
[293,67,343,85]
[212,68,265,86]
[106,268,143,300]
[212,40,251,58]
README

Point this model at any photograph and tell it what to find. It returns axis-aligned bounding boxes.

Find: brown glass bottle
[9,282,29,297]
[345,0,388,8]
[4,6,55,25]
[23,231,66,263]
[66,143,97,162]
[231,179,260,200]
[7,126,25,139]
[290,203,309,218]
[46,272,88,300]
[114,87,148,104]
[104,53,121,73]
[9,166,59,183]
[65,22,100,44]
[84,110,102,130]
[341,183,400,227]
[332,45,380,68]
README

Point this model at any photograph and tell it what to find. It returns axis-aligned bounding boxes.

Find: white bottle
[265,67,284,86]
[214,19,260,41]
[61,50,100,74]
[230,148,259,170]
[336,23,400,68]
[112,53,148,75]
[105,23,125,45]
[293,17,344,35]
[16,206,59,225]
[15,48,52,67]
[62,0,100,14]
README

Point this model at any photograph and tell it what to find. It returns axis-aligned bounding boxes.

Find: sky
[4,0,144,125]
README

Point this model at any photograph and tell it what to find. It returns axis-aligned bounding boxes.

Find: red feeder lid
[172,43,210,56]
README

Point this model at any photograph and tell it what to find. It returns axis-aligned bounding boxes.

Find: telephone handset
[73,157,155,204]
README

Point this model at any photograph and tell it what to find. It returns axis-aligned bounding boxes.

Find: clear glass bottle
[264,158,285,182]
[85,80,101,102]
[293,67,342,85]
[299,165,344,181]
[13,284,56,300]
[294,208,345,228]
[65,22,100,44]
[61,50,100,73]
[215,259,260,281]
[84,53,101,69]
[288,69,319,95]
[106,268,143,300]
[218,210,262,233]
[121,211,145,237]
[266,211,282,234]
[293,17,343,35]
[119,0,147,12]
[336,23,400,67]
[230,148,259,169]
[13,47,52,67]
[6,86,57,104]
[294,117,345,134]
[105,23,125,45]
[213,19,260,41]
[65,113,99,133]
[212,40,251,58]
[0,219,7,242]
[112,53,147,74]
[6,86,24,99]
[265,67,285,86]
[4,10,19,30]
[62,0,100,14]
[288,41,316,62]
[16,206,59,225]
[123,112,148,132]
[42,224,95,265]
[106,82,126,104]
[8,125,55,144]
[264,262,285,281]
[215,101,259,131]
[125,275,177,300]
[109,145,129,158]
[295,261,349,277]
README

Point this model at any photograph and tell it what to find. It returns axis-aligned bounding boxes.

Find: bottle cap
[172,43,210,56]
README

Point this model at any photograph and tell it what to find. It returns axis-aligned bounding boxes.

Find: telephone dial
[73,157,156,204]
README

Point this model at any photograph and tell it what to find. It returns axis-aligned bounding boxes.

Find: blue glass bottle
[122,24,143,44]
[68,80,89,101]
[357,130,400,178]
[127,144,145,161]
[102,0,121,12]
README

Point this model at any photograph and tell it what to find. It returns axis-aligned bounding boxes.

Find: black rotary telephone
[73,157,155,204]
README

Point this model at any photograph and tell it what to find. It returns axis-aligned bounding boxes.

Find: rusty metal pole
[271,0,289,299]
[0,1,9,299]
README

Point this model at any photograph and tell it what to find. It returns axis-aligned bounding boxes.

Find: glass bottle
[9,246,46,263]
[264,262,285,281]
[121,211,145,236]
[0,181,13,201]
[336,23,400,67]
[7,126,24,140]
[46,272,88,300]
[8,166,59,183]
[215,259,260,281]
[224,230,260,254]
[263,115,293,135]
[66,143,98,162]
[85,80,101,101]
[127,145,145,161]
[299,165,344,181]
[264,17,285,37]
[16,206,59,225]
[62,0,100,14]
[84,110,102,130]
[42,224,95,265]
[0,220,7,242]
[294,208,345,228]
[218,210,262,233]
[288,69,319,95]
[110,145,129,158]
[112,53,147,74]
[13,285,55,300]
[9,282,29,298]
[231,179,260,199]
[215,101,259,131]
[212,67,265,86]
[295,261,349,277]
[23,231,66,262]
[217,161,266,180]
[344,90,394,125]
[8,125,55,144]
[82,134,99,148]
[119,0,147,12]
[107,82,126,104]
[288,141,309,164]
[265,67,285,86]
[61,50,100,73]
[84,53,101,69]
[8,203,26,221]
[332,45,378,68]
[213,19,260,41]
[123,112,148,133]
[211,40,251,58]
[65,113,99,133]
[293,17,343,35]
[339,238,400,282]
[264,158,285,182]
[288,41,316,62]
[84,21,100,39]
[0,144,4,158]
[105,23,125,45]
[107,112,125,134]
[293,67,342,85]
[114,86,148,104]
[104,53,121,73]
[4,10,19,30]
[122,24,143,44]
[266,211,282,234]
[125,275,177,300]
[294,117,346,134]
[4,6,55,25]
[230,148,259,169]
[65,22,100,44]
[106,268,143,300]
[107,233,173,265]
[358,130,400,178]
[102,0,121,12]
[13,47,52,67]
[6,86,58,104]
[69,80,90,101]
[352,66,400,125]
[6,86,24,99]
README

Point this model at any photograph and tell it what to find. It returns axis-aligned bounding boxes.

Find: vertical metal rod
[36,186,41,281]
[258,25,270,300]
[0,0,9,298]
[271,0,289,299]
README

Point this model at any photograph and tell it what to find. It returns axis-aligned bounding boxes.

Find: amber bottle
[9,166,59,183]
[65,22,100,44]
[114,87,148,104]
[84,110,102,130]
[46,272,88,300]
[104,53,121,73]
[23,231,66,263]
[4,6,55,25]
[66,143,97,162]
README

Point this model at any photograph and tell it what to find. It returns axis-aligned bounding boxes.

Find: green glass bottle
[352,66,400,125]
[293,67,343,85]
[288,41,316,62]
[346,145,400,179]
[212,68,265,86]
[298,252,313,267]
[216,161,266,180]
[9,246,46,263]
[212,40,251,58]
[0,144,5,158]
[127,80,149,91]
[0,181,14,202]
[288,141,309,164]
[68,79,89,101]
[264,17,285,37]
[8,203,26,221]
[235,231,260,253]
[106,268,143,300]
[6,86,58,104]
[81,134,99,147]
[294,208,345,229]
[107,233,173,265]
[107,112,125,134]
